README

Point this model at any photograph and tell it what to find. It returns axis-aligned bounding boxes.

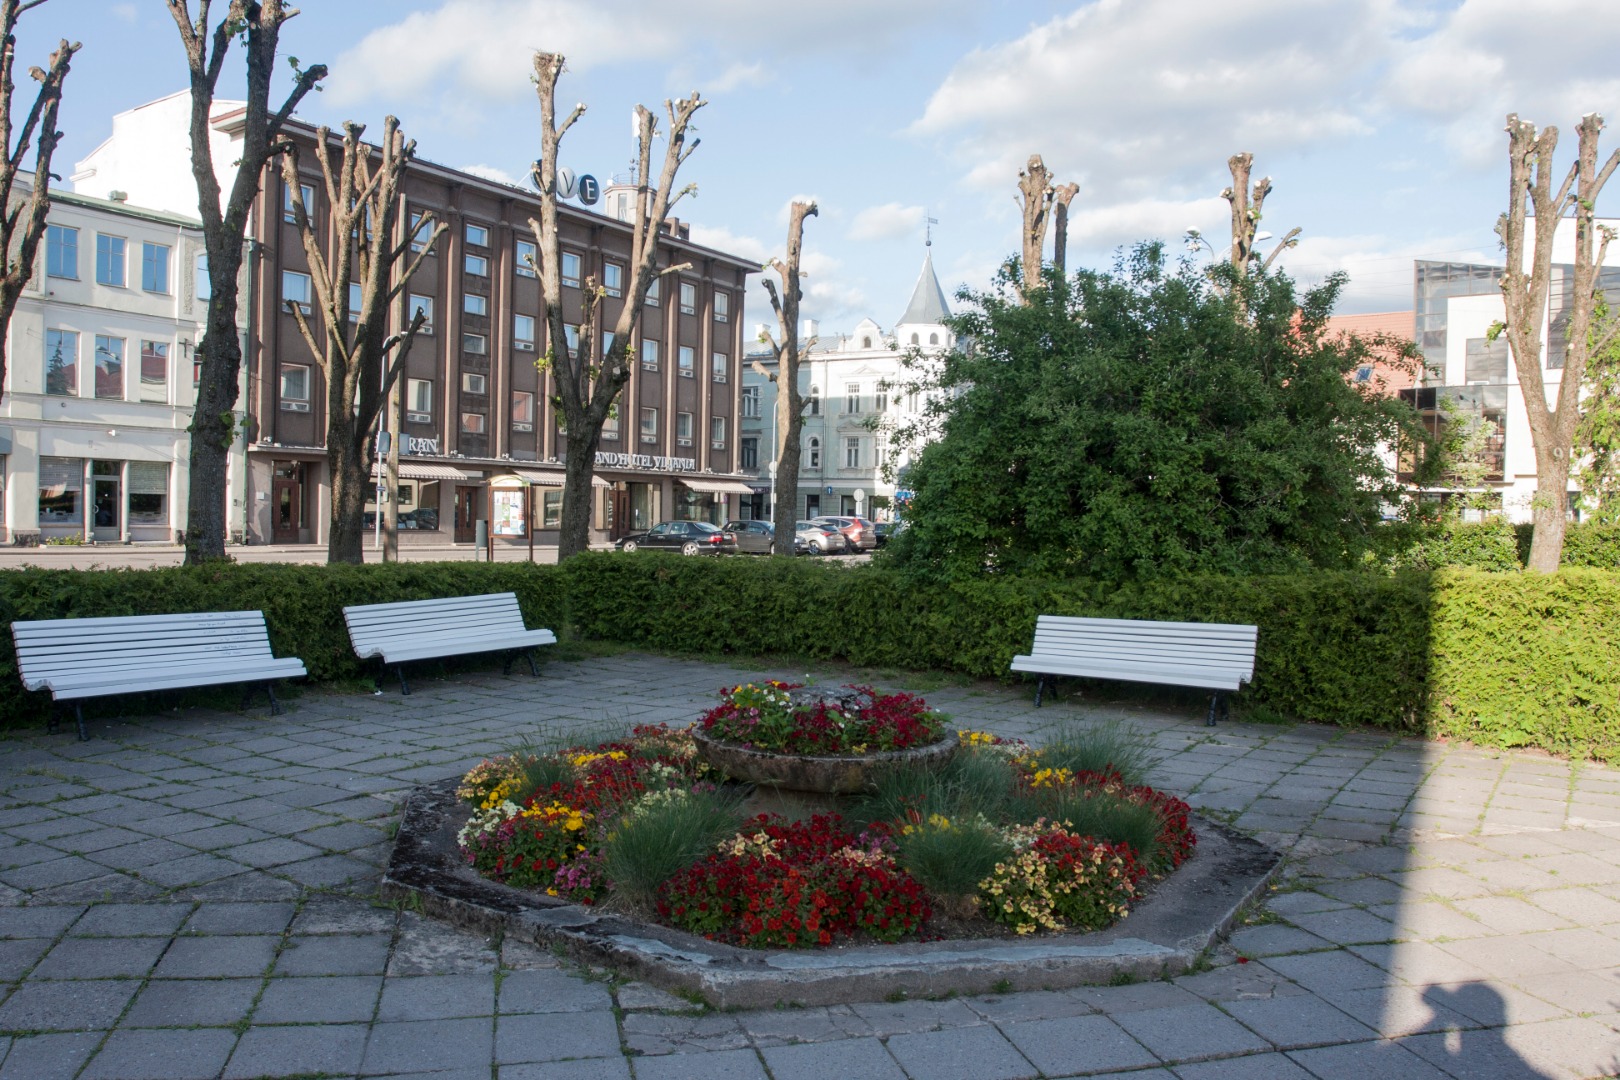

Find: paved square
[0,653,1614,1078]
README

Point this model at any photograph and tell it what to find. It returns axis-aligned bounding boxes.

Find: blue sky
[23,0,1620,334]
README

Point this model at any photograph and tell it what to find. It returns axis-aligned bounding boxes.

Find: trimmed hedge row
[0,554,1614,762]
[1368,521,1620,571]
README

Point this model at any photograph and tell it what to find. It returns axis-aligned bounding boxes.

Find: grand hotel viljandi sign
[594,452,696,472]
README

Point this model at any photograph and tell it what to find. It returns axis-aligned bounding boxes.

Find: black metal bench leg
[397,665,411,696]
[502,650,516,677]
[265,682,282,716]
[1206,692,1223,727]
[1034,675,1047,708]
[74,703,88,741]
[525,648,540,677]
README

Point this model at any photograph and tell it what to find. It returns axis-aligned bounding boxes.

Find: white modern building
[740,251,954,521]
[0,179,245,544]
[1404,218,1620,521]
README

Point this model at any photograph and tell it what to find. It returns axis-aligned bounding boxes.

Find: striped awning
[513,470,610,489]
[371,463,481,481]
[678,478,758,496]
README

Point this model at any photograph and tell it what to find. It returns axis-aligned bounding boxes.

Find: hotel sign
[595,452,696,472]
[402,435,440,455]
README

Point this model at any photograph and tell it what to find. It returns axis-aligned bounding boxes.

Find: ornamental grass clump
[1035,717,1160,787]
[698,681,946,754]
[892,814,1010,915]
[598,786,745,910]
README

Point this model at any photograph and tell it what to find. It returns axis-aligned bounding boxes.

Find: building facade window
[807,437,821,469]
[280,364,310,410]
[128,462,169,526]
[96,234,126,287]
[47,225,77,279]
[640,407,657,442]
[561,251,581,288]
[195,253,210,300]
[646,277,661,306]
[408,293,433,332]
[641,339,659,370]
[741,385,759,417]
[712,351,727,382]
[94,335,125,400]
[45,328,78,396]
[282,270,312,313]
[711,415,726,448]
[38,457,82,525]
[740,436,758,470]
[461,411,486,433]
[1465,337,1510,384]
[462,332,487,355]
[846,383,861,414]
[464,293,488,316]
[679,281,696,314]
[844,436,860,468]
[714,291,729,322]
[808,386,821,415]
[516,239,537,277]
[465,253,489,277]
[602,411,619,439]
[564,324,580,356]
[603,262,623,297]
[678,346,694,376]
[465,222,490,246]
[513,314,535,348]
[139,244,169,293]
[283,181,314,223]
[139,341,168,403]
[512,390,534,430]
[409,211,435,253]
[676,411,693,445]
[462,372,487,395]
[407,378,433,421]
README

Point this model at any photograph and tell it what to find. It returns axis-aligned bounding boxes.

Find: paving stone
[378,974,495,1021]
[79,1027,237,1080]
[0,908,82,939]
[495,1009,621,1063]
[759,1038,907,1080]
[1323,984,1481,1038]
[362,1017,495,1074]
[627,1047,768,1080]
[964,989,1095,1023]
[0,979,136,1031]
[251,974,381,1024]
[1000,1014,1159,1075]
[288,896,397,935]
[121,977,261,1028]
[737,1004,874,1047]
[1229,923,1334,958]
[1111,1001,1272,1063]
[1071,980,1206,1014]
[620,1011,749,1056]
[0,1031,105,1079]
[68,903,190,938]
[1224,992,1380,1049]
[273,931,390,976]
[884,1025,1036,1080]
[1401,1026,1567,1080]
[166,824,276,851]
[1261,951,1391,995]
[1171,1054,1316,1079]
[181,901,297,935]
[1285,906,1399,946]
[153,934,279,979]
[849,998,986,1036]
[0,856,115,891]
[388,914,498,975]
[226,838,325,868]
[222,1022,368,1079]
[1287,1038,1457,1078]
[497,967,611,1014]
[30,936,167,979]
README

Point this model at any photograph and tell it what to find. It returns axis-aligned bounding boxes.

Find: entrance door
[271,462,303,543]
[91,465,120,542]
[610,488,629,542]
[454,485,479,543]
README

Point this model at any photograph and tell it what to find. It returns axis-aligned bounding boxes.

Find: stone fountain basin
[690,728,958,794]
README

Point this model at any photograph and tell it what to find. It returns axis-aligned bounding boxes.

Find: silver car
[795,519,846,555]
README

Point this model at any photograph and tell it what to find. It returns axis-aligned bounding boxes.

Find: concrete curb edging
[381,779,1282,1009]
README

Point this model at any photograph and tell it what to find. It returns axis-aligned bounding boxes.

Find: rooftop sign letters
[402,435,440,456]
[595,452,695,472]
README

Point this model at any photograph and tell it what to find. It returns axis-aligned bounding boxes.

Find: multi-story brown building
[72,92,757,547]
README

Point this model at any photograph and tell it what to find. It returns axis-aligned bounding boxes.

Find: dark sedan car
[615,520,736,555]
[723,519,780,555]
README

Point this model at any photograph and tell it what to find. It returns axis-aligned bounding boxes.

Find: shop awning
[512,470,610,488]
[372,463,482,482]
[677,478,759,496]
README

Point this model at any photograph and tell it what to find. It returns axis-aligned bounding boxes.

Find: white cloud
[1267,232,1499,313]
[849,203,925,243]
[460,163,522,187]
[688,224,770,264]
[706,62,769,94]
[111,3,137,22]
[1063,196,1229,250]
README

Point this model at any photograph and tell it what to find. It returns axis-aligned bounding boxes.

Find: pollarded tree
[886,244,1426,582]
[1498,113,1620,571]
[279,118,445,565]
[1220,152,1300,274]
[751,200,817,554]
[168,0,325,563]
[0,0,75,397]
[529,52,704,561]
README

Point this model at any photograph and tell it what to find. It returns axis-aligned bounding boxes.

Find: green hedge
[1368,521,1620,571]
[0,554,1615,762]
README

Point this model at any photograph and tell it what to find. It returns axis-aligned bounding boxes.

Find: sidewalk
[0,654,1616,1078]
[0,542,563,570]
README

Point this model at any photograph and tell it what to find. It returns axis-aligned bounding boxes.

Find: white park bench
[343,592,557,695]
[12,610,308,740]
[1011,615,1258,726]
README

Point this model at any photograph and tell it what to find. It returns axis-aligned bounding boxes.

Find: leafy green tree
[1577,301,1620,524]
[885,246,1426,581]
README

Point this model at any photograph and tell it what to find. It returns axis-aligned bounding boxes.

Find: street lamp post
[372,333,405,561]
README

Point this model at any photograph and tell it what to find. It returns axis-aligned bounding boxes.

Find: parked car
[810,515,877,552]
[723,519,780,555]
[795,520,845,555]
[615,520,736,555]
[872,521,901,548]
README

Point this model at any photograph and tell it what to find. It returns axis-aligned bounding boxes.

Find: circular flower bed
[453,690,1196,947]
[697,681,946,754]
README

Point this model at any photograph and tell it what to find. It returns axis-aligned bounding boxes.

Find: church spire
[897,250,950,327]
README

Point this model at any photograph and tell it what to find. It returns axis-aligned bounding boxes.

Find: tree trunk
[772,389,804,547]
[558,430,598,559]
[327,415,369,565]
[1018,155,1052,294]
[1527,444,1571,573]
[184,248,245,563]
